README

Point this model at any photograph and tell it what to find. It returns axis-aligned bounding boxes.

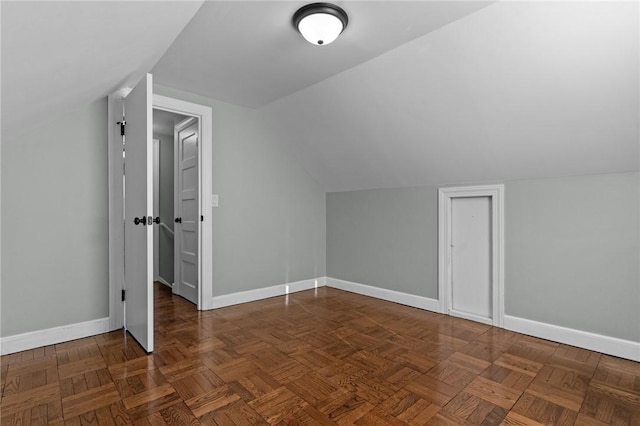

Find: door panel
[124,73,154,352]
[451,196,492,321]
[174,118,199,305]
[153,139,160,282]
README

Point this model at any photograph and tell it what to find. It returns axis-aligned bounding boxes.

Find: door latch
[175,217,182,223]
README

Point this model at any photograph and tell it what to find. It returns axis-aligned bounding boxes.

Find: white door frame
[154,95,213,312]
[108,93,214,330]
[438,184,505,327]
[108,93,126,331]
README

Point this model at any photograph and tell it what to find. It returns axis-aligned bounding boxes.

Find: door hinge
[121,289,126,302]
[201,215,204,222]
[117,118,126,136]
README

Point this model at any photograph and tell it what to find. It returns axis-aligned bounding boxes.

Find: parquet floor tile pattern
[2,284,639,425]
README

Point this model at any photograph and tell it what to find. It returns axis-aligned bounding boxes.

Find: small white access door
[123,73,154,352]
[438,185,504,328]
[174,117,199,305]
[451,197,492,323]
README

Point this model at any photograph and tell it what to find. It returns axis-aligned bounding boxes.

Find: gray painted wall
[154,132,175,284]
[327,187,438,299]
[155,84,326,296]
[0,86,326,338]
[505,172,639,342]
[326,172,639,342]
[1,99,109,336]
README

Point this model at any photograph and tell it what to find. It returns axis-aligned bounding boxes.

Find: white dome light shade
[293,3,348,46]
[298,13,343,45]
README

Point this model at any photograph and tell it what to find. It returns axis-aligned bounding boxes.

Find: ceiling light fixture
[293,3,348,46]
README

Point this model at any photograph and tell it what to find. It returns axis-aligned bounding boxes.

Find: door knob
[134,216,147,226]
[175,217,182,223]
[153,217,160,224]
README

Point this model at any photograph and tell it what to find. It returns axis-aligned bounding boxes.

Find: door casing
[438,184,505,327]
[108,91,214,331]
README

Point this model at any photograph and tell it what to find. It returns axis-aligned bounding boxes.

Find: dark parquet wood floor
[2,283,639,425]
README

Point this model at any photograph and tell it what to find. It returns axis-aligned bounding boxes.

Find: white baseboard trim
[449,309,494,326]
[325,277,440,313]
[504,315,640,362]
[157,276,173,288]
[210,278,324,309]
[1,318,110,356]
[7,281,631,361]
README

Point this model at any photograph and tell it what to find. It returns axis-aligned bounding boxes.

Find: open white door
[124,74,154,352]
[174,117,199,305]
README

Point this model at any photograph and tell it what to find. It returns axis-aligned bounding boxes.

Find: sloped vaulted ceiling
[152,1,493,107]
[2,0,493,141]
[258,1,639,191]
[2,1,637,192]
[1,1,204,140]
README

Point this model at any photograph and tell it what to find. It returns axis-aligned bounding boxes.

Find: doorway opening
[152,109,199,305]
[438,184,505,327]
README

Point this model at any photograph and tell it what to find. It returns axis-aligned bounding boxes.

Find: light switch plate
[212,194,219,207]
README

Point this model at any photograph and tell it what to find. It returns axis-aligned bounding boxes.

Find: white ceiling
[259,1,639,191]
[1,1,203,140]
[153,109,189,136]
[152,1,492,107]
[3,1,638,192]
